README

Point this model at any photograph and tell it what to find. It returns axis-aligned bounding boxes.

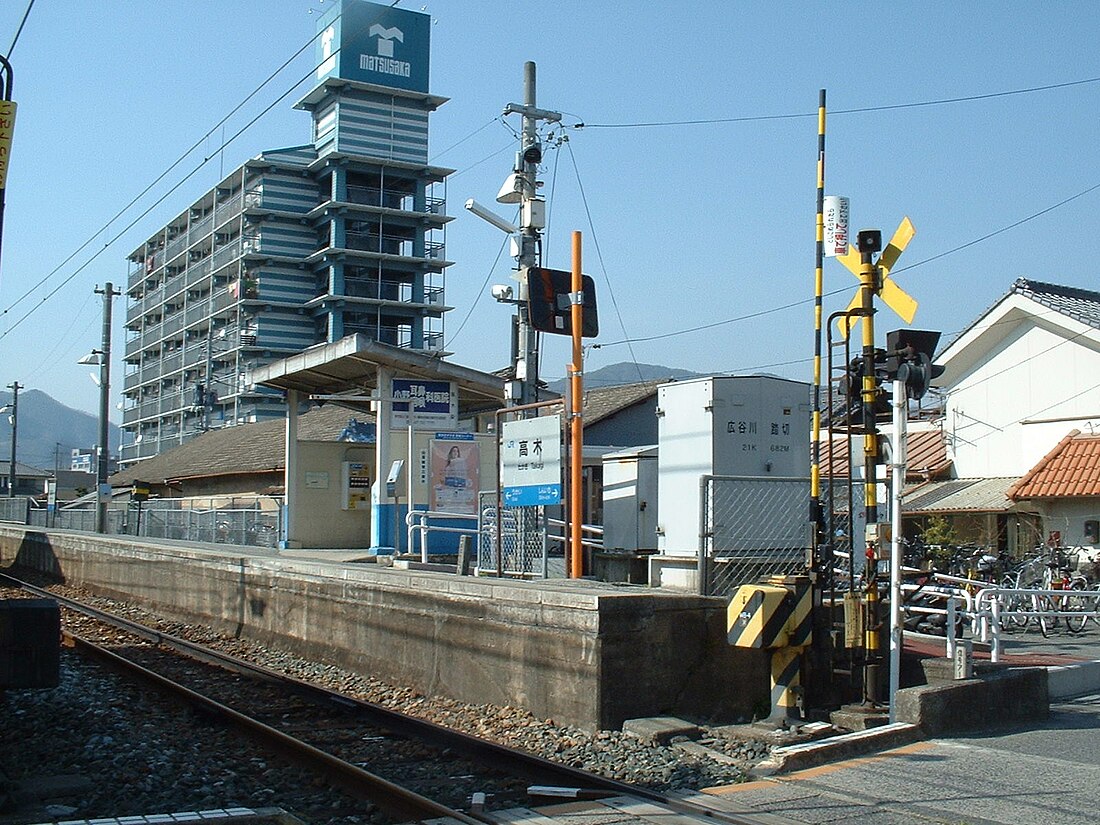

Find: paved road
[697,694,1100,824]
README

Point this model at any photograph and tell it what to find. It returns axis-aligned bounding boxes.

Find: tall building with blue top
[121,1,451,465]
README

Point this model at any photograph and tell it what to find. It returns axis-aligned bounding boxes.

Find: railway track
[1,572,783,825]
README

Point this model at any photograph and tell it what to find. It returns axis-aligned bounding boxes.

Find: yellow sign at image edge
[0,100,16,190]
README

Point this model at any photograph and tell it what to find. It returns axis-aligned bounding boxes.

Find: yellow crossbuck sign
[836,216,918,338]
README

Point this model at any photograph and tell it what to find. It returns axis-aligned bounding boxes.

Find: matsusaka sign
[315,0,430,93]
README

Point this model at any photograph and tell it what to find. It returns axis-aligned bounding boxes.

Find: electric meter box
[656,375,811,556]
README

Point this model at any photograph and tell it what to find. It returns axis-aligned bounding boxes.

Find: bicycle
[1035,566,1089,637]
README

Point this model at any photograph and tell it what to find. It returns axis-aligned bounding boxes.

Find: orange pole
[570,231,584,578]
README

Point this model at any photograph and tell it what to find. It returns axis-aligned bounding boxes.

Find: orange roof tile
[1008,430,1100,499]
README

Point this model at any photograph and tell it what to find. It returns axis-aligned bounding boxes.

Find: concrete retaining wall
[895,667,1048,736]
[0,526,768,730]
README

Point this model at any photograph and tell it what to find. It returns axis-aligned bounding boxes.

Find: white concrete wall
[945,321,1100,477]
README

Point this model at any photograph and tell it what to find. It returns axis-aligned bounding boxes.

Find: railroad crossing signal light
[886,328,944,400]
[524,267,599,338]
[836,217,918,339]
[838,351,890,426]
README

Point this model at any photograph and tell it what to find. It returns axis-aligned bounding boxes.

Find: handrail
[943,586,1100,663]
[405,509,479,563]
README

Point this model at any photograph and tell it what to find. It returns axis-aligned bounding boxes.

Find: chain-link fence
[136,506,280,546]
[0,497,30,524]
[699,475,811,597]
[10,498,281,548]
[477,491,548,577]
[699,475,870,597]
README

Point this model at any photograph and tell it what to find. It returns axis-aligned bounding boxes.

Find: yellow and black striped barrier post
[728,575,812,721]
[864,543,883,705]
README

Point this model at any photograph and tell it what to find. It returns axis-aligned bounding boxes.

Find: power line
[891,180,1100,277]
[444,231,511,349]
[0,1,410,339]
[5,0,35,59]
[576,75,1100,130]
[564,138,646,384]
[428,116,501,164]
[595,172,1100,350]
[0,15,329,324]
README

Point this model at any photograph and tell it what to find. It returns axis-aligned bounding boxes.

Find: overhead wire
[890,180,1100,278]
[0,1,407,340]
[443,230,511,350]
[576,76,1100,130]
[594,170,1100,351]
[563,138,646,384]
[5,0,35,59]
[428,116,503,164]
[0,9,334,325]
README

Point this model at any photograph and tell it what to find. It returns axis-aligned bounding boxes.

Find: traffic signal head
[886,329,944,400]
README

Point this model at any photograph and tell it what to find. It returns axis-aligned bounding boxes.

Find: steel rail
[3,572,775,825]
[61,631,481,825]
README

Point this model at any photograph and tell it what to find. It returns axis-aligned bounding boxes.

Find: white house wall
[1030,498,1100,549]
[946,319,1100,477]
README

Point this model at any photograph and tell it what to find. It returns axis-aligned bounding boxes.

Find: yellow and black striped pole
[811,89,826,568]
[860,246,882,705]
[806,90,833,712]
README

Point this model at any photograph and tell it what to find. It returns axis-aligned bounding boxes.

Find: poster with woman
[429,439,480,514]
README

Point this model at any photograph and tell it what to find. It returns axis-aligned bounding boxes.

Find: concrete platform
[0,525,768,731]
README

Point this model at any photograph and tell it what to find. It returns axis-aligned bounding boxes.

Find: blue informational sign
[315,0,431,93]
[503,484,563,507]
[434,432,475,441]
[392,378,456,429]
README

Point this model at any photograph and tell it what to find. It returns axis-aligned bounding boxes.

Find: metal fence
[477,491,549,577]
[699,476,865,597]
[3,496,281,548]
[0,497,29,524]
[136,507,281,547]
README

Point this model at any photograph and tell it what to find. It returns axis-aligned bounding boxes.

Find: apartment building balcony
[124,323,165,360]
[309,232,450,269]
[162,313,185,338]
[160,351,183,376]
[163,274,187,306]
[310,185,449,223]
[119,440,159,462]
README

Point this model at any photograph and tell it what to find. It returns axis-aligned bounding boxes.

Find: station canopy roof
[249,334,505,417]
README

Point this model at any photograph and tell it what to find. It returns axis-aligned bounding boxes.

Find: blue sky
[1,1,1099,421]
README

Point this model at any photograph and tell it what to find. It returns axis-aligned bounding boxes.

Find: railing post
[946,597,957,661]
[457,535,472,576]
[990,597,1002,663]
[979,590,991,643]
[697,475,710,596]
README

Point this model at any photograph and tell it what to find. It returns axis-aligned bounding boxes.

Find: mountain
[547,362,702,394]
[0,389,121,471]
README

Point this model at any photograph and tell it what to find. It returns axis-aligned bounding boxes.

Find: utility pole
[502,62,561,406]
[6,381,21,497]
[94,283,120,533]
